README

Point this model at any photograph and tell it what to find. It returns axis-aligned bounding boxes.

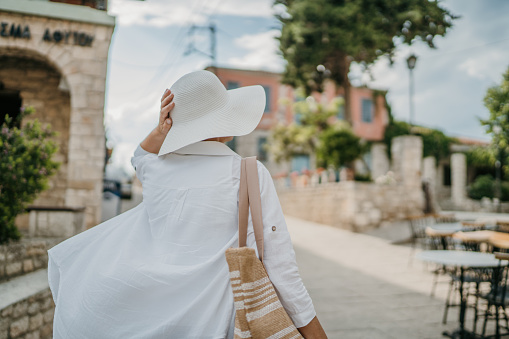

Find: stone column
[391,135,423,186]
[371,143,390,180]
[422,156,437,196]
[451,153,467,205]
[422,156,438,212]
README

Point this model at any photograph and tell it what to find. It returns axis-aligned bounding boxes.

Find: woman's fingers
[159,91,173,122]
[158,89,175,135]
[160,88,171,103]
[161,92,174,108]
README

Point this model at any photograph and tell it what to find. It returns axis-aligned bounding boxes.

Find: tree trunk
[340,55,352,124]
[327,53,352,124]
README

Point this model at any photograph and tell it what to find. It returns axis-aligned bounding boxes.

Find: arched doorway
[0,48,71,207]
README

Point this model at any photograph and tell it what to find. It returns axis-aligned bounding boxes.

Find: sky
[104,0,509,176]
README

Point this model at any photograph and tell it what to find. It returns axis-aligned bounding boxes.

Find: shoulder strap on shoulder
[238,157,264,262]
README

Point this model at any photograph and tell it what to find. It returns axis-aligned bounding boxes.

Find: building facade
[1,0,115,228]
[210,66,389,176]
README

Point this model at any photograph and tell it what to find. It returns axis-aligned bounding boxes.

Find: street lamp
[406,54,417,125]
[493,124,503,212]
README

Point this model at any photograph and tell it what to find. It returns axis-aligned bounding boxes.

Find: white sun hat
[158,70,266,156]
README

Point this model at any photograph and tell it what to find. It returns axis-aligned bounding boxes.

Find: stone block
[25,331,41,339]
[0,317,8,332]
[23,259,34,273]
[27,302,40,316]
[12,301,28,318]
[39,324,52,338]
[1,305,13,317]
[29,313,43,331]
[10,316,29,338]
[0,252,5,261]
[33,255,48,270]
[5,262,22,276]
[40,297,53,311]
[42,309,55,324]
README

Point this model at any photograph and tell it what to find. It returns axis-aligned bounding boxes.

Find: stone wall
[0,238,61,283]
[0,8,115,227]
[0,288,54,339]
[277,181,424,232]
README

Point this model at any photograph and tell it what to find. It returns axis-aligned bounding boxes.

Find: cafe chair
[496,221,509,233]
[424,227,459,298]
[408,214,437,261]
[477,252,509,338]
[461,221,488,232]
[433,213,458,224]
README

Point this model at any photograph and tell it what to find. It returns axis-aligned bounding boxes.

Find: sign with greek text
[0,22,94,47]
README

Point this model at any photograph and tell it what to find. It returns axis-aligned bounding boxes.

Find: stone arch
[0,46,72,207]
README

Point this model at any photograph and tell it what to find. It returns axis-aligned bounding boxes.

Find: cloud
[109,0,275,28]
[458,51,505,81]
[228,30,284,72]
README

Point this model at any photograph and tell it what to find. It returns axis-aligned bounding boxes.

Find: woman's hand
[140,89,175,154]
[157,89,175,136]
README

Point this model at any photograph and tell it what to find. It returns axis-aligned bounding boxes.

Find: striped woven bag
[225,157,303,339]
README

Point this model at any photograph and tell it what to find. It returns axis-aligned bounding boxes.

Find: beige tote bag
[225,157,303,339]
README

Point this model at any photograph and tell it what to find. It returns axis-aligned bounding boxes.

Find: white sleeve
[245,161,316,328]
[130,145,152,183]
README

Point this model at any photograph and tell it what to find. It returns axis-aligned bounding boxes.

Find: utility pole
[184,23,217,74]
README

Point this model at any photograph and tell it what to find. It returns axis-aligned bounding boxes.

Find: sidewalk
[286,216,481,339]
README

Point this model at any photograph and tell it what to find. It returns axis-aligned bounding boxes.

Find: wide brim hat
[158,70,266,156]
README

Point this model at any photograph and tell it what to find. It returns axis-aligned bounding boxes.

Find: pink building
[208,67,389,174]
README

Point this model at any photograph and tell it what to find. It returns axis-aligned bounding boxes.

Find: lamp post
[493,124,502,212]
[406,54,417,125]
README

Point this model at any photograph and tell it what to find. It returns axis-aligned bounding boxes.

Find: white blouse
[47,141,315,338]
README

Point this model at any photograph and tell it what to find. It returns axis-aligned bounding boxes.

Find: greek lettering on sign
[0,22,31,39]
[0,22,94,47]
[43,29,94,47]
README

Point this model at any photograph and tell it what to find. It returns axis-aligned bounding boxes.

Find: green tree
[0,108,60,244]
[268,96,340,162]
[268,96,366,170]
[480,65,509,177]
[276,0,457,121]
[383,119,455,161]
[317,124,367,169]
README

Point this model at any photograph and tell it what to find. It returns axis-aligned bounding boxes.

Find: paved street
[287,216,485,339]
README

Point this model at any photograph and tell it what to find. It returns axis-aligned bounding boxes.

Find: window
[291,155,310,173]
[336,96,345,120]
[227,81,239,90]
[257,137,267,162]
[361,98,373,123]
[262,86,271,113]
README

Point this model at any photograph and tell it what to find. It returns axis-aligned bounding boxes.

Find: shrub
[0,107,60,244]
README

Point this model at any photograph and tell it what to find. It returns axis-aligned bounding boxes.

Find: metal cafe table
[417,250,508,339]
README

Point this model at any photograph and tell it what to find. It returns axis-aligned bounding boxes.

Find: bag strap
[238,157,264,262]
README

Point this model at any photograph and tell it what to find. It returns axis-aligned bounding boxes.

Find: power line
[423,36,509,59]
[113,0,209,96]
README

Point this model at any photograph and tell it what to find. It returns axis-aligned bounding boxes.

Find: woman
[48,70,326,338]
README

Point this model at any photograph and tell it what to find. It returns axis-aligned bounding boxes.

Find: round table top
[453,230,497,243]
[416,250,508,268]
[427,223,464,236]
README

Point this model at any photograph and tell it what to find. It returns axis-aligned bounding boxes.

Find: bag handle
[238,157,264,262]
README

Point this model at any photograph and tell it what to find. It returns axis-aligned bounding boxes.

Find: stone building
[209,66,390,176]
[0,0,115,228]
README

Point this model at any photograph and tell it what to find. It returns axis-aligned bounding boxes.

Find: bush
[468,175,495,200]
[468,175,509,201]
[0,107,60,244]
